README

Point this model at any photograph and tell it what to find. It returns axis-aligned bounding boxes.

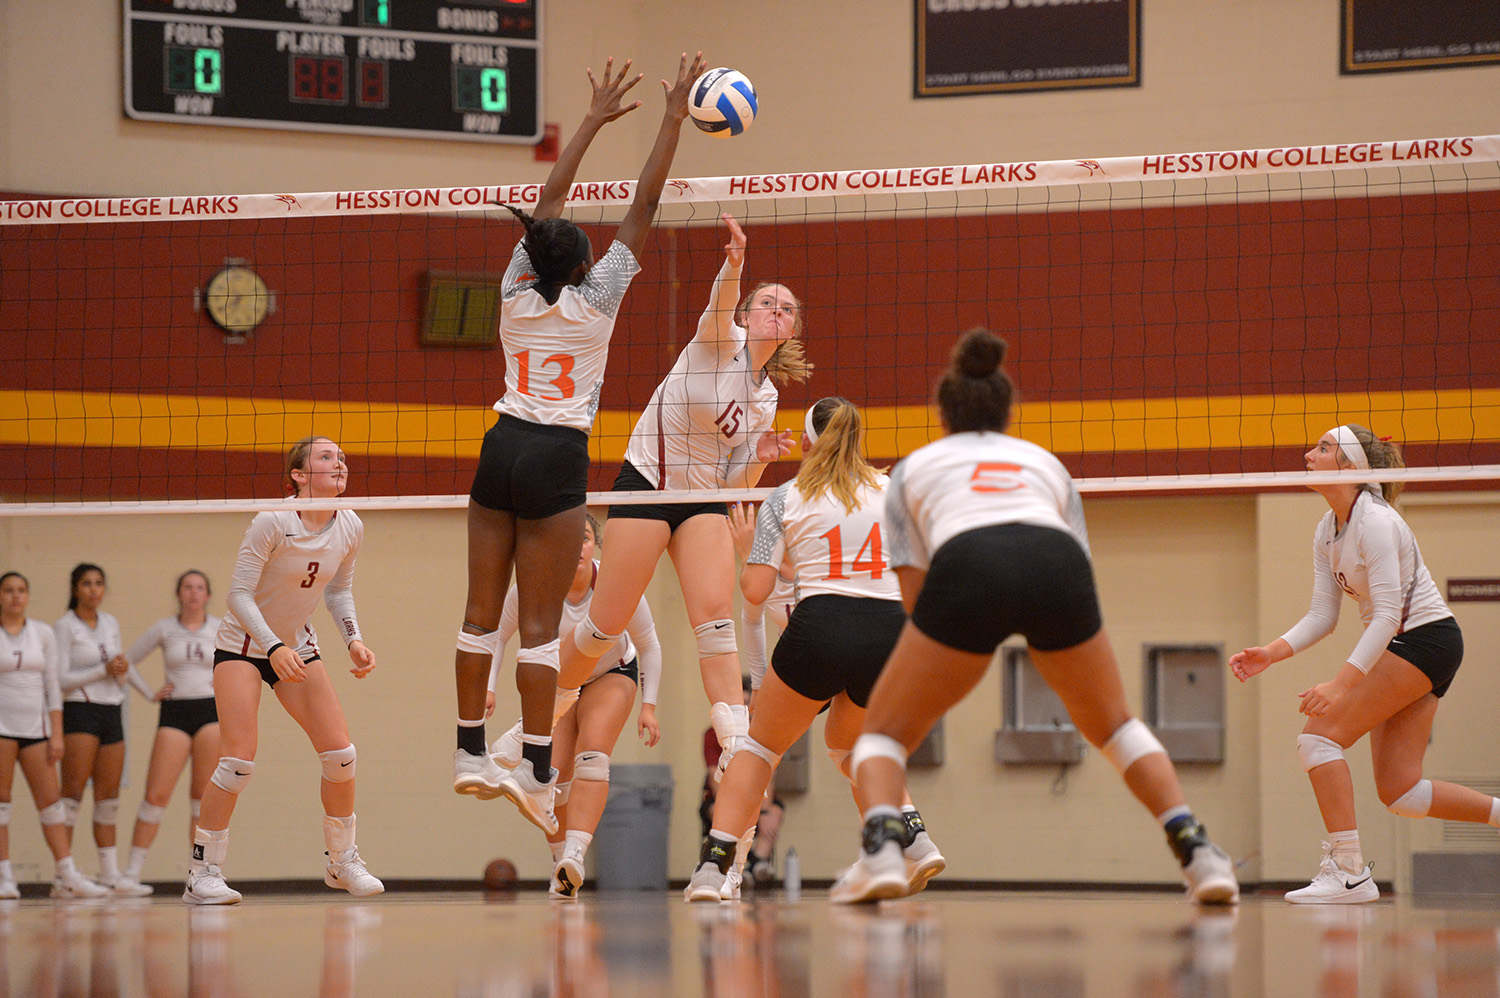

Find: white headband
[804,403,821,446]
[1329,425,1369,470]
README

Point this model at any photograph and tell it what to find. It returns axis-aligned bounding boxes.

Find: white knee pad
[93,798,120,826]
[827,748,853,782]
[553,780,572,807]
[516,638,560,673]
[455,627,499,657]
[693,619,738,657]
[573,615,621,658]
[319,745,357,783]
[573,751,609,782]
[1388,779,1433,818]
[851,733,909,775]
[136,802,166,826]
[62,797,80,827]
[39,801,67,826]
[1101,718,1166,774]
[1296,734,1346,772]
[0,801,10,826]
[739,735,782,769]
[211,757,255,795]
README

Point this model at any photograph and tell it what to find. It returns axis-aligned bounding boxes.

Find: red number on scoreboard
[291,56,347,104]
[358,59,388,107]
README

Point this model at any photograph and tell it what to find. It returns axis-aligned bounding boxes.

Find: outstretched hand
[728,501,758,561]
[662,52,708,120]
[585,57,644,125]
[723,213,746,268]
[756,429,795,463]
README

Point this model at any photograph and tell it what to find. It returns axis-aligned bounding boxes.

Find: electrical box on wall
[909,719,944,768]
[994,646,1085,765]
[1144,644,1225,763]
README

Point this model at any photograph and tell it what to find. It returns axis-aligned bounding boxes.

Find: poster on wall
[1341,0,1500,74]
[915,0,1139,98]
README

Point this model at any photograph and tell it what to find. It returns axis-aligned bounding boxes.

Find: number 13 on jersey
[512,350,576,399]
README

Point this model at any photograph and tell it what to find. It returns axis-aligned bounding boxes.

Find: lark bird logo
[1077,160,1104,177]
[274,194,301,211]
[667,180,694,195]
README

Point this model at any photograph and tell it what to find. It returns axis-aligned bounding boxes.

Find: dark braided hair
[500,204,592,304]
[936,328,1015,434]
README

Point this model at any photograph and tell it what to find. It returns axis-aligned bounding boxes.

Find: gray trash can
[593,763,674,891]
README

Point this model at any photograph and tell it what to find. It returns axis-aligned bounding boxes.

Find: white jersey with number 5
[495,239,640,432]
[622,259,779,490]
[215,510,365,660]
[885,431,1089,572]
[747,476,901,602]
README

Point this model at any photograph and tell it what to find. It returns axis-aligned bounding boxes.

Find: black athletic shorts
[606,461,729,531]
[912,523,1103,654]
[470,413,590,519]
[160,697,219,736]
[770,594,906,709]
[0,734,46,751]
[1389,616,1463,698]
[62,702,125,746]
[214,648,321,688]
[588,656,640,689]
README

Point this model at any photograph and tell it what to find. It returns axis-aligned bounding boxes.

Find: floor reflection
[0,890,1495,997]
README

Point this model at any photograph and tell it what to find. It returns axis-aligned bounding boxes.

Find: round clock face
[205,266,270,334]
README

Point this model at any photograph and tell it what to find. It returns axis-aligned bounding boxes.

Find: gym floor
[3,886,1498,997]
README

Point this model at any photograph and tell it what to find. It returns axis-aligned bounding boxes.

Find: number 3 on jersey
[818,524,884,581]
[512,350,576,400]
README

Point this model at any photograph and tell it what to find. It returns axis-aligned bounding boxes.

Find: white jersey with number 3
[216,510,364,660]
[495,239,640,432]
[622,260,779,490]
[884,431,1090,572]
[747,476,901,602]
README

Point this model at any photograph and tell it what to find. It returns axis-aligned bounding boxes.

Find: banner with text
[1341,0,1500,74]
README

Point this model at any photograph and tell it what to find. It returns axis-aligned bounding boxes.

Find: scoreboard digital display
[124,0,541,143]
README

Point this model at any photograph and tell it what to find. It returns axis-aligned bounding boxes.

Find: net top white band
[3,135,1496,225]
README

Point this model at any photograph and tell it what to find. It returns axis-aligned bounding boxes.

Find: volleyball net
[2,134,1498,514]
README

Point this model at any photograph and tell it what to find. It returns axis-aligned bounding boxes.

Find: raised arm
[615,52,708,259]
[685,214,749,365]
[534,59,645,222]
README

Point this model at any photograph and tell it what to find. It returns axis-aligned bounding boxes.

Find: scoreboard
[124,0,541,143]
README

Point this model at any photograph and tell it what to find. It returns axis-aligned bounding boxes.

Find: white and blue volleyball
[689,68,757,137]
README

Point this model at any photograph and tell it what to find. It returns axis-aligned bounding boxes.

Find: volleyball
[689,68,757,137]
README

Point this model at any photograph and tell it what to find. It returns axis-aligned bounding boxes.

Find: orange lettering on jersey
[971,462,1024,492]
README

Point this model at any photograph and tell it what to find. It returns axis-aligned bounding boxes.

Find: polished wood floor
[2,885,1498,997]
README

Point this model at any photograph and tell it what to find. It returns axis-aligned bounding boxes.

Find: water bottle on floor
[783,848,800,901]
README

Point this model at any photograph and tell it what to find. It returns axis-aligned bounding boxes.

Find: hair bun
[953,328,1007,378]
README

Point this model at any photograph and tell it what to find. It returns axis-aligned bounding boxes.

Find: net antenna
[2,135,1497,514]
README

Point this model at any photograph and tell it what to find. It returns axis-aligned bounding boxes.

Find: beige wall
[3,1,1498,197]
[1,2,1497,888]
[3,492,1495,887]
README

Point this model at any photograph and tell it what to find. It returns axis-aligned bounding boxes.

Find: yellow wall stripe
[1,389,1496,461]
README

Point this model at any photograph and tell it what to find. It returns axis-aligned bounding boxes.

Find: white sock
[323,814,356,859]
[0,859,13,882]
[1328,830,1363,874]
[549,840,565,864]
[98,846,120,882]
[564,829,593,859]
[1489,797,1500,828]
[56,855,78,878]
[1156,804,1192,827]
[126,846,149,879]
